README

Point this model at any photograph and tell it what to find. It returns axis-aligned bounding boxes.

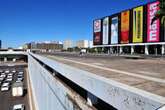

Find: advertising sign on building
[133,6,143,43]
[147,1,160,42]
[102,17,109,45]
[94,20,101,33]
[93,19,102,45]
[121,10,130,44]
[111,17,118,44]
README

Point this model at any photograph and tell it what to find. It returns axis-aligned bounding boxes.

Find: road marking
[138,71,162,76]
[91,63,104,66]
[51,56,165,84]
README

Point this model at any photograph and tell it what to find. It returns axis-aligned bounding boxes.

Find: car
[7,75,13,78]
[0,77,4,81]
[5,70,10,73]
[6,78,12,82]
[17,78,23,81]
[1,73,5,75]
[0,74,6,78]
[13,104,25,110]
[18,71,23,74]
[8,73,13,76]
[2,82,10,86]
[12,70,16,73]
[17,75,23,78]
[1,82,10,91]
[16,80,22,83]
[17,73,23,75]
[1,86,9,91]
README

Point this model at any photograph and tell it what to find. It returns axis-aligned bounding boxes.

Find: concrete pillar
[131,46,134,55]
[155,46,158,56]
[87,92,98,106]
[110,47,113,54]
[161,45,165,55]
[4,57,7,62]
[119,46,123,54]
[145,45,149,55]
[108,47,110,54]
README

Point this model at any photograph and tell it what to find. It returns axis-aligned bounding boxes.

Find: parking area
[0,65,29,110]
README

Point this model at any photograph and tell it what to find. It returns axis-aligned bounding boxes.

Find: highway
[41,52,165,97]
[0,65,29,110]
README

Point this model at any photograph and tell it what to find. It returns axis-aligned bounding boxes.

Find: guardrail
[29,53,165,110]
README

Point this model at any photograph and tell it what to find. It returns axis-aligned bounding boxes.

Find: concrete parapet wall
[28,54,94,110]
[30,53,165,110]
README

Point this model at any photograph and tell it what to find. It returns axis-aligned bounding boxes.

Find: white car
[6,78,12,82]
[12,70,16,73]
[0,74,6,78]
[7,75,13,78]
[13,104,25,110]
[19,72,23,74]
[0,77,4,81]
[1,73,5,75]
[1,82,10,91]
[8,73,13,76]
[16,80,22,83]
[5,70,10,73]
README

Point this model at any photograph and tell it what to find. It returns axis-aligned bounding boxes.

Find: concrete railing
[28,54,93,110]
[29,53,165,110]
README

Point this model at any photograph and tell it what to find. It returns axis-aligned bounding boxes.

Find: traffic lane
[44,55,165,97]
[46,55,165,79]
[0,66,29,110]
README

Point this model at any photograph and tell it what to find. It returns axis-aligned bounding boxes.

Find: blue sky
[0,0,154,48]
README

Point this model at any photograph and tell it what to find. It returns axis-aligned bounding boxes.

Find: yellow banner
[133,6,143,43]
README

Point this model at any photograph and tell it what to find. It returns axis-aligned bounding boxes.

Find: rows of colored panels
[93,1,161,45]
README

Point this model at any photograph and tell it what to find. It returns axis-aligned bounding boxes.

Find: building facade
[63,40,73,50]
[23,41,63,51]
[76,40,89,48]
[93,1,165,55]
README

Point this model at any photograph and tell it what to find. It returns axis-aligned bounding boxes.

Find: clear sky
[0,0,154,48]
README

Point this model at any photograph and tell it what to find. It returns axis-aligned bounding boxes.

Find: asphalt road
[0,65,29,110]
[41,52,165,97]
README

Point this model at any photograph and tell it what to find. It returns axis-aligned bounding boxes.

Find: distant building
[76,40,89,48]
[89,40,93,48]
[23,41,63,51]
[63,40,73,50]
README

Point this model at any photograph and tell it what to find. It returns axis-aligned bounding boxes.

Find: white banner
[102,17,109,44]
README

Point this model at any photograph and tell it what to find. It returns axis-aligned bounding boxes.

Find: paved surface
[42,53,165,97]
[0,65,29,110]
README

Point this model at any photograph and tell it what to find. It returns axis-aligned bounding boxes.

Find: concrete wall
[30,53,165,110]
[28,55,93,110]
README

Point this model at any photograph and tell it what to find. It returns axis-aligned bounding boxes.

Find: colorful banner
[93,19,102,45]
[133,6,143,43]
[94,32,101,44]
[94,20,101,33]
[147,1,160,42]
[121,10,130,44]
[102,17,109,44]
[111,17,118,44]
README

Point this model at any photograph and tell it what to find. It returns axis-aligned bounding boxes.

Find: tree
[152,0,165,24]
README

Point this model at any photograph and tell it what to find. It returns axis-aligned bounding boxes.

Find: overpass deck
[44,54,165,97]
